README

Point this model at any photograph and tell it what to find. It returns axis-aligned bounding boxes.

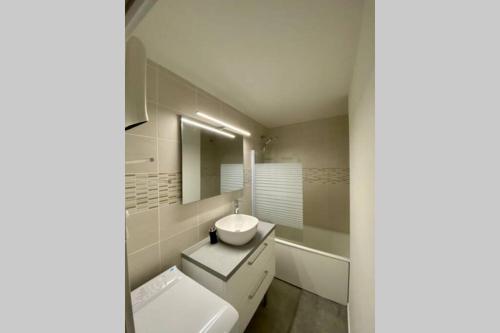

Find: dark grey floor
[245,278,348,333]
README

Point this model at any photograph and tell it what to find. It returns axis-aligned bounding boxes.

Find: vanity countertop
[181,220,275,281]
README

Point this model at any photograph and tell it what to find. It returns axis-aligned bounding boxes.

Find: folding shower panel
[253,162,303,229]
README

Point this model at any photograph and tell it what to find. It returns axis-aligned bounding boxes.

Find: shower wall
[264,115,349,233]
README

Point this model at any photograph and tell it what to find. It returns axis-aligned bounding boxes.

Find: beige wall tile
[326,183,350,233]
[303,183,330,229]
[220,104,245,129]
[126,102,158,138]
[158,67,196,115]
[128,244,160,290]
[146,62,158,103]
[159,227,197,271]
[197,195,226,225]
[126,209,159,254]
[303,182,349,233]
[159,202,198,241]
[198,192,238,241]
[125,134,158,174]
[157,105,180,141]
[243,138,255,169]
[126,60,269,290]
[275,225,304,243]
[301,141,331,168]
[240,114,258,134]
[158,139,180,173]
[196,90,221,118]
[324,115,349,167]
[219,103,238,126]
[198,220,213,241]
[266,114,350,232]
[239,186,252,215]
[197,193,234,227]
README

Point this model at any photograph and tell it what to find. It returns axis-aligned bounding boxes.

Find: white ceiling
[133,0,363,128]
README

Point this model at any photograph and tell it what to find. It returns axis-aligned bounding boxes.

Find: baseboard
[347,302,351,333]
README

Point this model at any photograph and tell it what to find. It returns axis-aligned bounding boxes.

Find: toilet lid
[131,266,238,333]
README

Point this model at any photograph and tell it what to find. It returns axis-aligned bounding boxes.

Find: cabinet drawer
[238,256,276,332]
[224,232,275,310]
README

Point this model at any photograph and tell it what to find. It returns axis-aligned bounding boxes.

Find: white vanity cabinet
[182,222,275,333]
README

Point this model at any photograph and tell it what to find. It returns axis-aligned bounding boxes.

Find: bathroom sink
[215,214,259,246]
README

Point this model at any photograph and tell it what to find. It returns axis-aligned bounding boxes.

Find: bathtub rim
[274,237,351,263]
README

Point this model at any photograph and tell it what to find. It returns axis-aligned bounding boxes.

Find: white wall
[348,0,374,332]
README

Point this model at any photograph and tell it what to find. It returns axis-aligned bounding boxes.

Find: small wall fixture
[125,157,155,165]
[181,117,235,138]
[196,112,251,137]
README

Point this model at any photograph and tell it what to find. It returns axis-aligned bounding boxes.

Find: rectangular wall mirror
[181,118,244,204]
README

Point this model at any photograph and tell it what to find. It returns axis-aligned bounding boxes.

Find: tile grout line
[154,64,162,273]
[128,241,159,257]
[128,214,200,257]
[194,88,201,242]
[126,132,179,143]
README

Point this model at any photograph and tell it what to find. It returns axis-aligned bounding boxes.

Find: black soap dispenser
[209,226,218,244]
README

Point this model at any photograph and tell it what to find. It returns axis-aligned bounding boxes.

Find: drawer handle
[248,243,268,265]
[248,270,268,300]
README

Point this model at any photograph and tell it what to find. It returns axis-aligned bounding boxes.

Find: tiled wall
[126,60,266,289]
[264,115,350,233]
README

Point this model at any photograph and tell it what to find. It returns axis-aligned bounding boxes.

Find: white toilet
[131,266,238,333]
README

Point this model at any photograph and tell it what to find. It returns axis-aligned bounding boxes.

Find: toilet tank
[131,266,239,333]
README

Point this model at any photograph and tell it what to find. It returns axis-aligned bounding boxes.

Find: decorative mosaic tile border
[126,168,346,214]
[159,172,182,205]
[303,168,349,185]
[126,172,181,214]
[125,173,158,214]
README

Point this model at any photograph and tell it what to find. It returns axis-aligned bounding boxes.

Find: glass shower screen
[253,162,303,229]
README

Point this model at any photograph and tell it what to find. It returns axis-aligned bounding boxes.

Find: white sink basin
[215,214,259,246]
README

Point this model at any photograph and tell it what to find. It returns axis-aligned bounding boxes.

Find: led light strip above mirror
[196,112,251,137]
[181,117,235,138]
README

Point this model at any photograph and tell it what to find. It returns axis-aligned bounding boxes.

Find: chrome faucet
[233,200,240,214]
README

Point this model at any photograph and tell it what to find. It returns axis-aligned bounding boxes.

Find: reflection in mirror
[181,118,244,204]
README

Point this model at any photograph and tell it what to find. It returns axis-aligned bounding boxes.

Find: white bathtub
[274,227,350,305]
